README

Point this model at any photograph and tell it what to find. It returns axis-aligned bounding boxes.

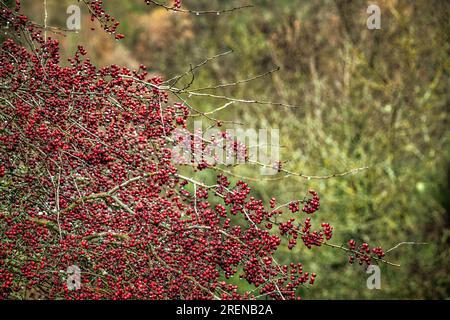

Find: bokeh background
[19,0,449,299]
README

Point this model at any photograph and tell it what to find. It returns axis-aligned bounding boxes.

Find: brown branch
[270,218,401,267]
[147,1,253,16]
[385,241,428,254]
[190,67,280,92]
[62,172,156,213]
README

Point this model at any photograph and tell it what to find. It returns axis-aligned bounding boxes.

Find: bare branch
[164,50,233,86]
[386,242,428,254]
[190,67,280,92]
[146,1,253,16]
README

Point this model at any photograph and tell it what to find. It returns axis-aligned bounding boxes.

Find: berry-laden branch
[79,0,253,40]
[145,0,253,15]
[0,1,414,300]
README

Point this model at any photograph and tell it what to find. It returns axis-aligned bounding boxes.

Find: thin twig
[147,1,253,16]
[190,67,280,92]
[385,242,428,254]
[164,50,233,86]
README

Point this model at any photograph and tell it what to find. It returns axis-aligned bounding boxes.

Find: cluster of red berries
[14,0,20,10]
[347,240,385,267]
[0,1,388,300]
[288,200,300,213]
[242,261,316,300]
[372,246,385,258]
[301,218,324,249]
[84,0,121,36]
[321,223,333,240]
[269,197,276,208]
[173,0,182,9]
[275,194,332,251]
[287,190,320,214]
[0,5,326,299]
[298,218,333,249]
[302,190,320,213]
[309,272,317,285]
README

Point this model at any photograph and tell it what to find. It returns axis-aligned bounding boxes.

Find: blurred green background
[20,0,449,299]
